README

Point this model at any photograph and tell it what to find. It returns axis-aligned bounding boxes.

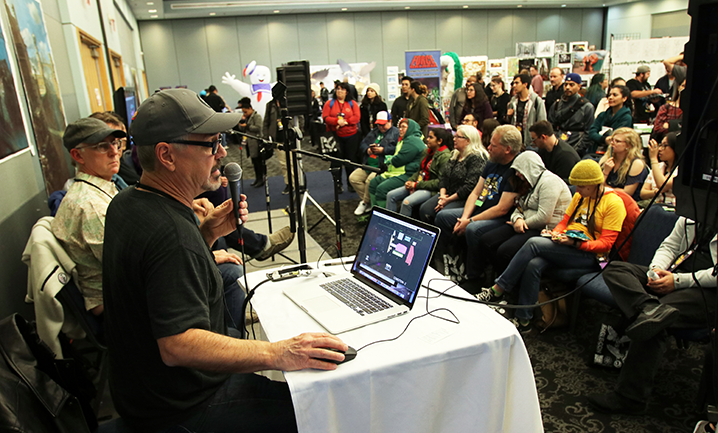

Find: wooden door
[78,30,112,112]
[110,50,125,90]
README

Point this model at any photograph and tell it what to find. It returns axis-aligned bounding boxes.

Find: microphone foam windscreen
[224,162,242,182]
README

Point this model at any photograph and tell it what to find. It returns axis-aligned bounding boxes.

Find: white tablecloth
[248,262,543,433]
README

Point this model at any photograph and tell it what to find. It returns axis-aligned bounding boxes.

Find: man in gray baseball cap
[627,65,663,122]
[103,89,347,432]
[51,117,127,315]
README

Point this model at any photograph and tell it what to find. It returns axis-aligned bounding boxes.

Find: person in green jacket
[385,128,453,216]
[405,81,431,140]
[581,85,633,155]
[369,119,426,208]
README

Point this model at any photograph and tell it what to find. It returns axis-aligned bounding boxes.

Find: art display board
[0,13,30,162]
[386,66,399,102]
[610,37,689,87]
[488,58,505,79]
[459,55,488,81]
[537,40,555,58]
[516,42,536,58]
[406,50,442,111]
[4,0,68,194]
[572,50,609,76]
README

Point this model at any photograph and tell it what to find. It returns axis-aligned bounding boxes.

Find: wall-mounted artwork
[0,18,28,161]
[555,43,568,54]
[537,40,555,58]
[506,57,519,77]
[4,0,68,193]
[516,42,536,58]
[459,56,487,82]
[570,41,589,52]
[572,50,609,75]
[558,53,572,66]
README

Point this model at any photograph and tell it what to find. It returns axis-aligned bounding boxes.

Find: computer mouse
[316,346,357,364]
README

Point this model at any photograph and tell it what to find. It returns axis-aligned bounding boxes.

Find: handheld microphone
[224,162,243,225]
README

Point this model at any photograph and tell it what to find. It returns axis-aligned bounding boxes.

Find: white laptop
[284,207,440,334]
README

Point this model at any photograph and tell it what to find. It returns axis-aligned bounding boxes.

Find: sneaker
[625,303,680,341]
[474,287,504,303]
[254,227,294,261]
[281,185,290,195]
[509,317,532,334]
[354,201,370,216]
[587,391,646,415]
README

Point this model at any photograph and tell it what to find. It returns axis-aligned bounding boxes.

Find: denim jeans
[161,373,297,433]
[464,218,508,279]
[495,236,599,320]
[419,194,465,223]
[217,262,245,337]
[385,186,410,213]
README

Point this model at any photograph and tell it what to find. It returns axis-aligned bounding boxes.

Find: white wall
[605,0,689,47]
[139,7,604,97]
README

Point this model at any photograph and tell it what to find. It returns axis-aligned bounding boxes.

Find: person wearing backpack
[548,73,595,152]
[323,82,362,193]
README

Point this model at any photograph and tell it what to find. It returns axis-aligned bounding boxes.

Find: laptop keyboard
[320,278,392,316]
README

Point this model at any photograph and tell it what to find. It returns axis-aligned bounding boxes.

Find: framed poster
[0,17,29,161]
[572,51,609,75]
[537,40,555,58]
[516,42,537,58]
[4,0,68,193]
[570,41,589,52]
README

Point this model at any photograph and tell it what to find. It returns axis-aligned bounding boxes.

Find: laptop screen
[351,208,439,305]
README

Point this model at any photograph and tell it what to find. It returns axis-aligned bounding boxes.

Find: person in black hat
[626,65,663,123]
[51,117,126,315]
[102,89,347,432]
[547,72,595,154]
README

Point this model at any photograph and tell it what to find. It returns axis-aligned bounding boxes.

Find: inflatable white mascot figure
[222,60,275,118]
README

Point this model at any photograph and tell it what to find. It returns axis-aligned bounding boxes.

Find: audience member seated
[434,125,521,288]
[368,119,425,208]
[640,132,678,207]
[594,77,626,118]
[52,117,127,316]
[460,82,493,129]
[461,113,479,129]
[652,79,684,141]
[481,119,501,151]
[490,77,511,124]
[548,73,595,152]
[475,160,627,333]
[359,83,388,139]
[588,217,716,415]
[420,125,488,223]
[349,111,399,216]
[599,127,648,202]
[585,73,608,108]
[385,128,452,215]
[465,151,571,291]
[583,85,633,155]
[507,74,547,150]
[529,120,580,184]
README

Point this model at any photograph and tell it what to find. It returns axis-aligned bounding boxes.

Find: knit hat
[365,83,381,96]
[569,160,604,186]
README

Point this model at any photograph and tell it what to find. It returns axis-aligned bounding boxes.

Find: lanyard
[74,178,115,200]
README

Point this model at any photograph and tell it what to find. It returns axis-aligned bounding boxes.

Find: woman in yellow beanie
[475,159,627,334]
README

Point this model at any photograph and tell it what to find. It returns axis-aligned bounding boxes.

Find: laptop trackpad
[305,296,341,312]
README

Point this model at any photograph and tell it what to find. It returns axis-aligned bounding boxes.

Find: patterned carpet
[304,198,710,433]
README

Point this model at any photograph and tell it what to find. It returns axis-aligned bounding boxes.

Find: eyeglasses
[172,135,224,155]
[455,135,468,140]
[77,138,123,154]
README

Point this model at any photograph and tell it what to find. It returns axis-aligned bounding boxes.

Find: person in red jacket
[323,82,362,193]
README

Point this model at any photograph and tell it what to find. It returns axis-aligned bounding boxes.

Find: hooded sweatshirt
[509,151,572,229]
[382,119,426,179]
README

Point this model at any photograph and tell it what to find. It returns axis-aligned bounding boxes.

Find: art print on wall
[558,53,572,66]
[570,41,589,52]
[555,43,568,54]
[0,17,29,161]
[572,50,609,75]
[537,40,555,58]
[506,57,519,77]
[4,0,68,193]
[516,42,536,58]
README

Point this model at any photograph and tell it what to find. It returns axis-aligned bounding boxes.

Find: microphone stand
[289,147,381,258]
[225,129,297,264]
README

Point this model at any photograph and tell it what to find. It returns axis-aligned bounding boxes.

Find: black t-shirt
[204,92,225,113]
[627,78,653,122]
[477,160,515,213]
[516,100,528,131]
[103,187,229,431]
[537,139,580,184]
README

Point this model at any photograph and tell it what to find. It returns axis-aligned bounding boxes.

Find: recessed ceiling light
[562,4,567,6]
[463,5,469,8]
[146,1,153,4]
[405,6,411,9]
[341,7,347,10]
[209,12,216,15]
[273,9,280,12]
[148,9,157,12]
[150,14,158,18]
[517,4,523,7]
